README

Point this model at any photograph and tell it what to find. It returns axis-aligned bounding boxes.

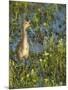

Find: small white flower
[40,59,42,62]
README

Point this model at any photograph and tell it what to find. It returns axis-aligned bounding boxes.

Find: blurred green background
[9,1,66,89]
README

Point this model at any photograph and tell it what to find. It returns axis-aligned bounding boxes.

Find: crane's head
[23,19,31,30]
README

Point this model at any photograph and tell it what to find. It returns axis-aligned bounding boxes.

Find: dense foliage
[9,1,66,89]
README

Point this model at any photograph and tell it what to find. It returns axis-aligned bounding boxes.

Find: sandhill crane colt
[17,20,31,61]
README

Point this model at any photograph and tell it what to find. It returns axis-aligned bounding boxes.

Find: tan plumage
[17,20,30,60]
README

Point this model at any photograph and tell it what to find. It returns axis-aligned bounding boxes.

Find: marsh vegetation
[9,1,66,89]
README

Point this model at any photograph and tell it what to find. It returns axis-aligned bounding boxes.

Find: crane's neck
[23,28,28,38]
[21,28,28,44]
